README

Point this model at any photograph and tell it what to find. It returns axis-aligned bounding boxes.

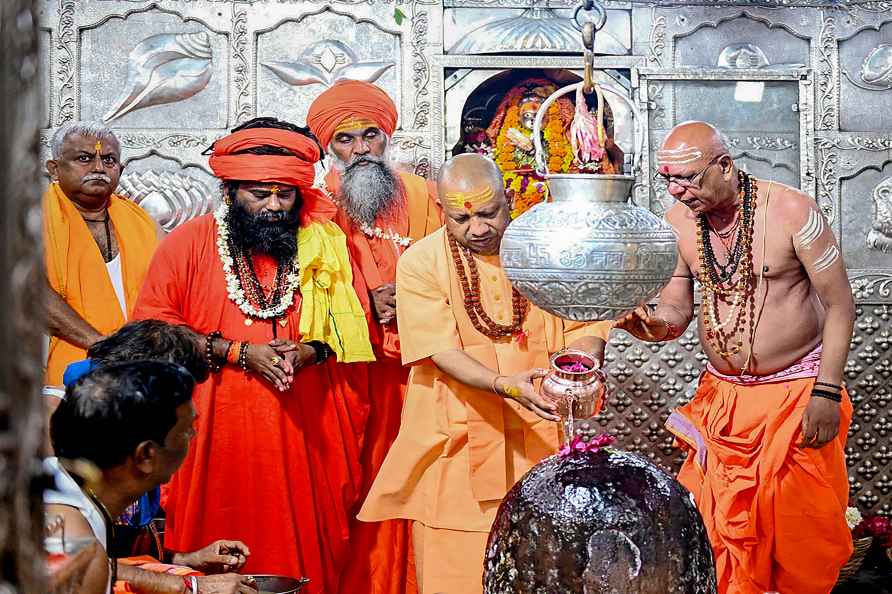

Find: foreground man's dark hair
[51,360,195,469]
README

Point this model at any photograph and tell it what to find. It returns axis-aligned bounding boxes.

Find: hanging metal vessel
[500,80,678,321]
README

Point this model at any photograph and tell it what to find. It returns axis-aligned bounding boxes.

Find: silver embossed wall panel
[40,1,891,517]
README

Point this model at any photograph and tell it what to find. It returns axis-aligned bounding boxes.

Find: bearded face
[331,149,405,227]
[225,183,301,262]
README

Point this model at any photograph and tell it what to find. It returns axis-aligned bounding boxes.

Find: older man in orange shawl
[307,80,441,594]
[133,117,374,594]
[43,122,161,450]
[617,121,855,594]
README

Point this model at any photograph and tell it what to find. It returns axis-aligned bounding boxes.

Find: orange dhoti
[329,167,439,594]
[338,358,416,594]
[667,367,853,594]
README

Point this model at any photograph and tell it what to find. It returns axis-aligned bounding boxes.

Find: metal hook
[573,0,607,33]
[582,22,595,94]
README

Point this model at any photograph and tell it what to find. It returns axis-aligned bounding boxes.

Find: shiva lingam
[500,17,678,321]
[540,349,606,442]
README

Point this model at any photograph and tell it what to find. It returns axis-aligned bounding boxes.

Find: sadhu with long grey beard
[132,117,375,594]
[308,80,441,594]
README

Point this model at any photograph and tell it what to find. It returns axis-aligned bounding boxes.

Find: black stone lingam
[484,446,717,594]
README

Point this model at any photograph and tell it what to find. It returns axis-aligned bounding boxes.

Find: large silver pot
[500,81,677,321]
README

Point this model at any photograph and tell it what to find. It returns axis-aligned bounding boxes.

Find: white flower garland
[214,203,300,320]
[358,223,413,247]
[318,180,413,248]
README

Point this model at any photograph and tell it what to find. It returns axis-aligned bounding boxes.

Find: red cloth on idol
[132,215,370,594]
[306,81,398,149]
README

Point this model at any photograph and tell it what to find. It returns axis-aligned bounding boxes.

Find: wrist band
[238,342,250,372]
[205,331,223,373]
[224,340,237,365]
[811,388,842,402]
[306,340,330,365]
[490,375,504,395]
[814,381,842,392]
[182,576,198,593]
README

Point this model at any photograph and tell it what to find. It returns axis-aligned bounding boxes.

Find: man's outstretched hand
[173,539,250,574]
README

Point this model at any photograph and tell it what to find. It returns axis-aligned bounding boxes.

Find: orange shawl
[43,183,158,385]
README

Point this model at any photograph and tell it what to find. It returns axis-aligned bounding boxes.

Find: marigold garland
[493,101,574,218]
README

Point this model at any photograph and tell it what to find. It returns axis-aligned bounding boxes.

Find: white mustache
[82,173,112,183]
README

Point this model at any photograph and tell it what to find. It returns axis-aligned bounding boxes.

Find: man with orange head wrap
[307,81,441,594]
[132,117,374,593]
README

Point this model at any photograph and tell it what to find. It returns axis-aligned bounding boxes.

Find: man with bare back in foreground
[616,121,855,594]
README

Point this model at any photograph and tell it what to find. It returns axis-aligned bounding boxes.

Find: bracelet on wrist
[814,381,842,392]
[238,342,250,372]
[204,331,223,373]
[223,340,237,365]
[305,340,331,365]
[811,388,842,403]
[490,374,504,396]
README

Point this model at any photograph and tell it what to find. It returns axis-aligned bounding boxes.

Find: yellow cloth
[43,182,158,385]
[298,220,374,363]
[359,227,611,532]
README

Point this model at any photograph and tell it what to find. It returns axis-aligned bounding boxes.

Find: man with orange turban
[307,80,441,594]
[132,117,375,594]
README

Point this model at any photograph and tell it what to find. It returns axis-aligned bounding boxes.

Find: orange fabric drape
[669,372,853,594]
[43,183,158,385]
[332,169,439,594]
[329,169,441,359]
[132,215,370,594]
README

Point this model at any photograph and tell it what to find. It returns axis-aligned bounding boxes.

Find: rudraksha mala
[447,232,529,340]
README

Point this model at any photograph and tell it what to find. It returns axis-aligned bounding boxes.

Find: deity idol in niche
[485,77,623,217]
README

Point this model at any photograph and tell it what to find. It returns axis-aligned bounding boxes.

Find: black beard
[339,156,402,227]
[226,200,300,262]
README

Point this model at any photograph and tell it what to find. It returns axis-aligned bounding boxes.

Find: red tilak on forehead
[659,164,670,174]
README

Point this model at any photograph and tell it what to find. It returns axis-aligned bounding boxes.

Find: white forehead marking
[813,244,840,274]
[794,209,824,250]
[657,147,703,165]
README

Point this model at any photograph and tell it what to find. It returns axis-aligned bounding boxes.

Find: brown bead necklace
[447,232,529,340]
[696,170,758,360]
[230,240,292,312]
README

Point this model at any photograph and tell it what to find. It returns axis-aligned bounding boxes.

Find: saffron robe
[43,183,158,385]
[330,169,440,594]
[667,370,853,594]
[358,227,612,594]
[132,214,370,594]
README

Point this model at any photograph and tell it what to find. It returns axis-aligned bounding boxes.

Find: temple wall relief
[38,0,891,516]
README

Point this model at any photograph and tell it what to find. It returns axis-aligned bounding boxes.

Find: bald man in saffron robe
[133,117,374,594]
[617,121,855,594]
[359,154,612,594]
[307,80,441,594]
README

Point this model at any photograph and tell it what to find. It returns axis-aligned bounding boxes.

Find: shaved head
[438,153,505,207]
[438,153,510,255]
[656,121,739,215]
[657,121,730,174]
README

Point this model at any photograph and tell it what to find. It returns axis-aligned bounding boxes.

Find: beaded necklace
[447,232,529,341]
[318,180,413,248]
[213,203,300,323]
[696,170,758,359]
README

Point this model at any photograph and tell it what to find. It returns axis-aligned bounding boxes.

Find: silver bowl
[247,575,310,594]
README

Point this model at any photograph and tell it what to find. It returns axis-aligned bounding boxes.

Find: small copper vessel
[540,349,606,420]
